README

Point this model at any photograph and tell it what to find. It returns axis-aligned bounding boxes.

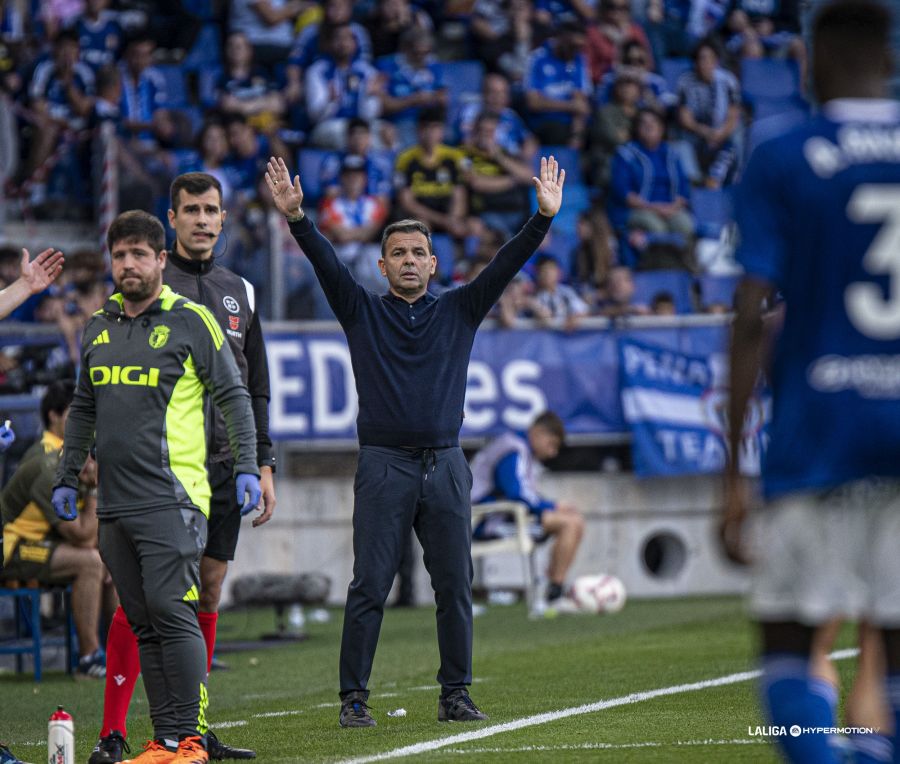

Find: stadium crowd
[0,0,809,338]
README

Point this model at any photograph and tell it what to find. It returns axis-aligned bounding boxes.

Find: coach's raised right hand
[52,486,78,521]
[265,156,304,219]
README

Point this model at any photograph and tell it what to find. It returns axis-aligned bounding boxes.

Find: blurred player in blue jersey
[722,1,900,762]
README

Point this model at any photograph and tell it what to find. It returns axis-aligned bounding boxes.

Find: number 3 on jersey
[845,185,900,339]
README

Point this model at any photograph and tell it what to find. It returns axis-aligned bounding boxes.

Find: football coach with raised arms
[265,153,565,727]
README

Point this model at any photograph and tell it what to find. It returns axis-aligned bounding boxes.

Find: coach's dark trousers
[339,445,474,698]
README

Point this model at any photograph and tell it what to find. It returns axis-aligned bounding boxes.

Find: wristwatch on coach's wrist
[286,207,305,223]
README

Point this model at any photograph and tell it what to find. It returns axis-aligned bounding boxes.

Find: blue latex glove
[236,473,262,516]
[0,421,15,453]
[52,486,79,520]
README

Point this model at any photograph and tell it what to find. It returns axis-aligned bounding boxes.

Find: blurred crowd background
[1,0,894,391]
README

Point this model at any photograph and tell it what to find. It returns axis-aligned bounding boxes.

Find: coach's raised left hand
[533,155,566,218]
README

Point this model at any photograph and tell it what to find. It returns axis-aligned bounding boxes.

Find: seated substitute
[470,411,585,613]
[1,381,113,677]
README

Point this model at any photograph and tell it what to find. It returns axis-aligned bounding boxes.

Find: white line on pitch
[212,720,249,729]
[252,710,303,718]
[336,648,859,764]
[443,739,767,754]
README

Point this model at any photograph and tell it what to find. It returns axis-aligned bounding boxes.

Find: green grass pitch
[2,596,862,762]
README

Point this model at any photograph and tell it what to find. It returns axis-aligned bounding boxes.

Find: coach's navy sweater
[289,212,552,447]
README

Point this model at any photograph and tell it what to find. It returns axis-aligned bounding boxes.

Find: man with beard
[52,210,260,764]
[88,172,275,764]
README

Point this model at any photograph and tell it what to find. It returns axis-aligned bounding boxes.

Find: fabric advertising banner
[619,338,770,477]
[263,323,740,450]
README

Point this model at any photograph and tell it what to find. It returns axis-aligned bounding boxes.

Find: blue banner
[263,324,735,447]
[619,338,769,477]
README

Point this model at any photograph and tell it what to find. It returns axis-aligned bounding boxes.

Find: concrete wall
[226,472,750,607]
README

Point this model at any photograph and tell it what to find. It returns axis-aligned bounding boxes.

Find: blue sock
[761,654,839,763]
[850,731,892,763]
[885,673,900,763]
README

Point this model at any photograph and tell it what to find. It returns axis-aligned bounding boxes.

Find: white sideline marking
[408,678,488,692]
[444,739,766,754]
[336,648,860,764]
[213,720,249,729]
[252,710,302,718]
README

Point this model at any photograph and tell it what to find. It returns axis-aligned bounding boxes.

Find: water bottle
[48,706,74,764]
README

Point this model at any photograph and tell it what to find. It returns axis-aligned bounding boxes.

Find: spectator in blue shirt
[289,0,372,70]
[305,22,383,149]
[534,0,596,27]
[72,0,122,70]
[676,39,742,188]
[224,115,289,203]
[230,0,309,71]
[595,40,672,109]
[378,27,447,148]
[118,32,171,146]
[455,72,538,161]
[217,31,285,130]
[363,0,433,59]
[320,118,393,205]
[523,19,592,148]
[723,0,805,75]
[608,107,694,263]
[26,29,95,180]
[470,0,546,83]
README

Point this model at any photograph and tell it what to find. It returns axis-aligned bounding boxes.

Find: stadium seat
[746,108,809,155]
[741,58,800,102]
[171,148,201,175]
[181,23,222,72]
[470,501,540,611]
[375,54,399,75]
[661,57,691,94]
[533,146,582,187]
[0,581,77,681]
[297,148,331,204]
[546,181,591,238]
[156,64,189,108]
[632,269,695,313]
[750,96,809,121]
[430,233,457,283]
[696,274,740,310]
[435,60,484,99]
[691,187,732,239]
[181,0,217,19]
[197,66,223,109]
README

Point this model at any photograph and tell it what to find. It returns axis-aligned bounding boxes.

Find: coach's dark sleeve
[245,308,274,469]
[184,307,260,478]
[458,212,553,325]
[55,354,96,489]
[289,215,365,326]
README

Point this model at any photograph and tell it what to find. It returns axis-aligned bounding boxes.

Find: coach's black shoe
[206,731,255,760]
[438,690,489,722]
[339,692,377,727]
[88,730,129,764]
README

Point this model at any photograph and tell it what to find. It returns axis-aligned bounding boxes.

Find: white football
[570,574,627,614]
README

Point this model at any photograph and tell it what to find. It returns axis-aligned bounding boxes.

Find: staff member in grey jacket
[53,210,260,763]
